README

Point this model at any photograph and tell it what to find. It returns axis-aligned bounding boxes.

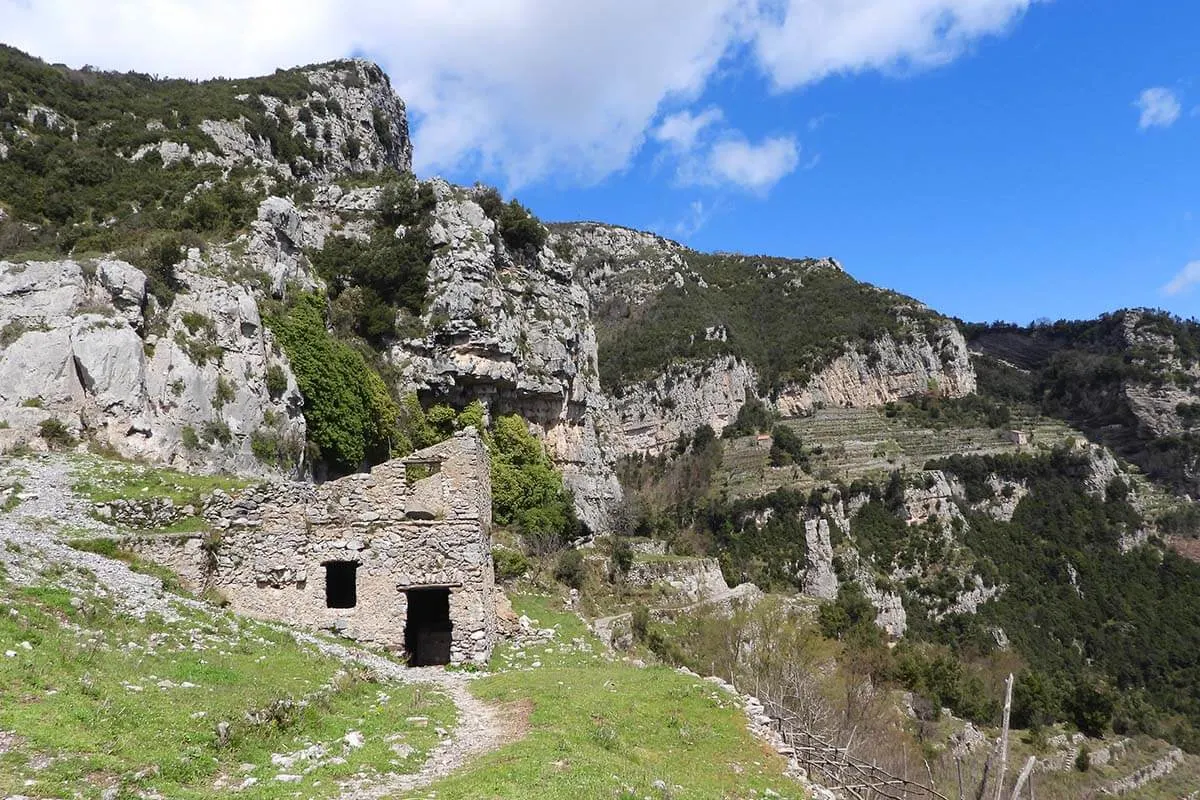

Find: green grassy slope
[422,594,806,800]
[0,565,452,799]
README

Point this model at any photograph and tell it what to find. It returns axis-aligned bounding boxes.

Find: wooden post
[974,752,993,800]
[956,756,965,800]
[993,673,1014,800]
[1009,756,1036,800]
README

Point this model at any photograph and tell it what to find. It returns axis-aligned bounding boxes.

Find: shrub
[377,175,436,228]
[489,414,579,551]
[200,419,232,445]
[493,548,531,582]
[250,428,302,469]
[609,536,634,579]
[37,418,75,448]
[213,376,235,409]
[817,584,876,640]
[126,232,188,306]
[1069,679,1114,739]
[475,185,503,220]
[723,397,775,438]
[181,426,200,450]
[768,424,808,468]
[265,364,288,398]
[1075,744,1090,772]
[497,199,547,252]
[553,548,585,589]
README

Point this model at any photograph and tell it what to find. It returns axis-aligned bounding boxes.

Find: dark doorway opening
[324,561,358,608]
[404,587,452,666]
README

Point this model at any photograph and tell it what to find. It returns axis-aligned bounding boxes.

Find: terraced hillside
[719,405,1081,499]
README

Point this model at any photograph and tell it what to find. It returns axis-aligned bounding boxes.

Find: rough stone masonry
[134,429,497,665]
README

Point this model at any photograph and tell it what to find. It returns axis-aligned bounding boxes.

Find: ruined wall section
[144,429,496,664]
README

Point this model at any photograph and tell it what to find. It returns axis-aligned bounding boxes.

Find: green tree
[488,414,579,551]
[265,293,397,475]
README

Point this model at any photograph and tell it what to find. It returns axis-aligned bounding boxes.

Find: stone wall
[135,429,496,664]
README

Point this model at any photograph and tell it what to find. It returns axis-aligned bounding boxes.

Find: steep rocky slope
[559,223,976,456]
[969,309,1200,498]
[0,46,984,532]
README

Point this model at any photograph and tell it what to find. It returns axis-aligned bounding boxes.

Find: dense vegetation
[597,252,946,392]
[310,173,436,345]
[475,185,547,253]
[263,293,399,475]
[923,455,1200,749]
[967,309,1200,493]
[0,45,344,259]
[488,414,581,549]
[615,421,1200,752]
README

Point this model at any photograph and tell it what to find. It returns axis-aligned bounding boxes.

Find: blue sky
[3,0,1197,324]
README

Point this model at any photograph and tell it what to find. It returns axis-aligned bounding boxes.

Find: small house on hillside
[140,430,497,666]
[1005,430,1030,446]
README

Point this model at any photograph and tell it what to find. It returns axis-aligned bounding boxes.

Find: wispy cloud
[1136,87,1182,130]
[674,199,713,237]
[701,135,801,193]
[654,107,724,152]
[1162,260,1200,296]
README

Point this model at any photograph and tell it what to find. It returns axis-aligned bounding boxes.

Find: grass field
[0,568,453,800]
[420,594,806,800]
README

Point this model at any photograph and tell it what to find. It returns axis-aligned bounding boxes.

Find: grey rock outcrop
[132,60,412,184]
[622,557,730,603]
[0,256,304,475]
[775,322,976,415]
[616,356,756,454]
[801,517,839,601]
[385,181,623,532]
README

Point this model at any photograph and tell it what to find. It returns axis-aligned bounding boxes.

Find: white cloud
[683,135,801,193]
[675,199,714,237]
[1163,261,1200,296]
[0,0,1039,187]
[1135,87,1182,130]
[654,108,725,151]
[752,0,1038,90]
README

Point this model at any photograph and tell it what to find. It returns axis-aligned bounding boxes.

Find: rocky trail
[0,454,518,797]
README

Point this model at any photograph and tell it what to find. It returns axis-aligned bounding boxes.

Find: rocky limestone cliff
[383,182,623,533]
[775,321,977,415]
[615,356,756,453]
[608,323,976,457]
[128,60,411,184]
[0,255,305,473]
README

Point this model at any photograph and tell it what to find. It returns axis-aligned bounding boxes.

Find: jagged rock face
[623,557,730,603]
[132,60,411,184]
[902,470,967,528]
[558,222,976,457]
[564,222,693,310]
[605,320,975,457]
[1116,311,1200,439]
[802,517,839,601]
[388,181,622,533]
[775,322,976,415]
[615,356,756,454]
[0,256,304,475]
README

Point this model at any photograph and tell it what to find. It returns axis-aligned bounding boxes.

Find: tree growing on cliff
[264,293,397,475]
[488,413,579,553]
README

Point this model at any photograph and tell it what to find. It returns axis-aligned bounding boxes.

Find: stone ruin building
[135,429,497,665]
